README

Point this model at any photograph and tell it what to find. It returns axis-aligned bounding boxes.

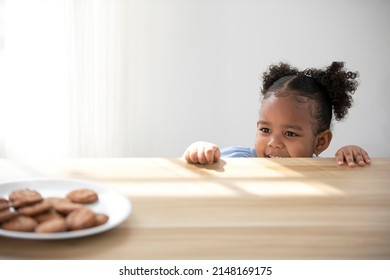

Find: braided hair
[261,62,359,134]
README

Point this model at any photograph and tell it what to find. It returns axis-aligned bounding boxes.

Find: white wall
[126,0,390,157]
[1,0,389,158]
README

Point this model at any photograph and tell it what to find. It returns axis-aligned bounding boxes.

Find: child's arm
[335,145,371,167]
[183,141,221,164]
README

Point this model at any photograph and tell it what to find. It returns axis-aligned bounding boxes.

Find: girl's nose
[267,135,285,149]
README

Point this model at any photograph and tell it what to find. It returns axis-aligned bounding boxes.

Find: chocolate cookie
[66,208,96,231]
[52,200,84,215]
[66,189,98,204]
[0,198,10,211]
[9,189,43,208]
[18,200,51,216]
[35,218,67,233]
[34,209,64,223]
[1,215,37,232]
[95,213,109,226]
[0,209,18,223]
[45,197,71,207]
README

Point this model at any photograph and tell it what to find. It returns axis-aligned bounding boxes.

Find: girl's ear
[315,129,333,156]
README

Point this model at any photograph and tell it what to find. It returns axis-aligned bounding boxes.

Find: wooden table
[0,158,389,259]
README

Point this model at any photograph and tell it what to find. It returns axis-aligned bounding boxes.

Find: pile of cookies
[0,188,109,233]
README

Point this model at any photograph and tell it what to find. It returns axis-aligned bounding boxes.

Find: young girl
[183,62,371,167]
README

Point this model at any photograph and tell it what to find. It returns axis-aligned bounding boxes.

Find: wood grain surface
[0,158,389,259]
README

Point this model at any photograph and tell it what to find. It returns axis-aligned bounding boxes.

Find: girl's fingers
[361,150,371,164]
[197,146,208,164]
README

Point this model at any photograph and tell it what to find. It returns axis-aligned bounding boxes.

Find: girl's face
[255,94,321,158]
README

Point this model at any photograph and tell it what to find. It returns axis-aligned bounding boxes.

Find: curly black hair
[261,62,359,133]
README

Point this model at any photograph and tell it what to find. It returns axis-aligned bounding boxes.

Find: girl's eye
[259,128,270,133]
[285,131,297,137]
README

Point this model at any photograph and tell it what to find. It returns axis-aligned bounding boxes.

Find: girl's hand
[335,145,371,167]
[183,141,221,164]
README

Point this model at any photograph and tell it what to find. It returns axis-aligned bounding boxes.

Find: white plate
[0,178,131,240]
